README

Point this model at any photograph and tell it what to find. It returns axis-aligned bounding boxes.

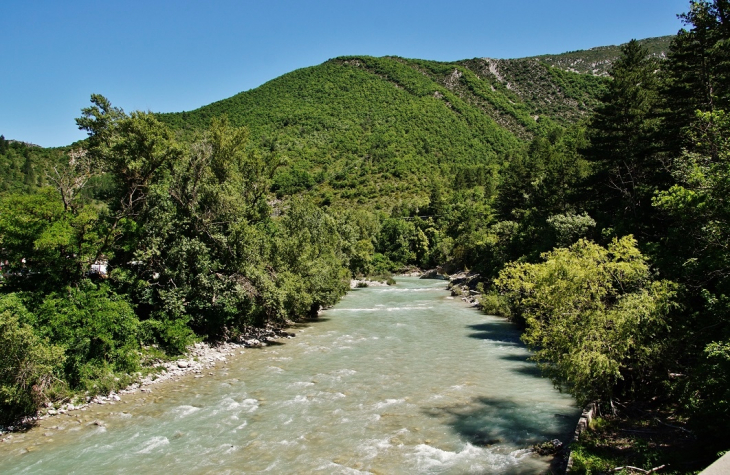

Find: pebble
[8,332,290,430]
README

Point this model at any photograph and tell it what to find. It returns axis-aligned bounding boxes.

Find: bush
[479,290,512,318]
[138,318,195,355]
[36,281,141,390]
[497,236,677,404]
[0,294,65,423]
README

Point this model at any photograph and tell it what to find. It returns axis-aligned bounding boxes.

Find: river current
[1,277,578,474]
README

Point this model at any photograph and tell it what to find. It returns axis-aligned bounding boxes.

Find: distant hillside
[528,35,674,76]
[0,135,64,193]
[158,55,606,206]
[11,36,668,205]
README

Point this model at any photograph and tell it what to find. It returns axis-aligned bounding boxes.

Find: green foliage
[568,443,619,474]
[497,237,676,405]
[654,110,730,285]
[498,126,590,221]
[0,138,64,193]
[1,8,729,456]
[157,55,604,207]
[546,212,596,247]
[0,189,103,291]
[0,294,65,422]
[272,167,317,197]
[376,218,419,269]
[661,1,730,154]
[479,290,512,318]
[686,340,730,435]
[35,281,140,390]
[273,198,349,313]
[77,96,183,217]
[585,39,664,236]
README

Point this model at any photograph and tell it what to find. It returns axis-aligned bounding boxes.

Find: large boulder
[420,269,447,280]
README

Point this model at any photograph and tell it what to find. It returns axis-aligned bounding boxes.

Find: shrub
[497,236,677,404]
[479,290,512,318]
[0,294,65,423]
[36,281,141,390]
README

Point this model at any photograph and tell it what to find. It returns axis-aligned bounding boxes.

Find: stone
[177,360,189,368]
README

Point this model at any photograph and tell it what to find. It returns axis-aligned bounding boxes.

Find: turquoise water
[0,277,578,474]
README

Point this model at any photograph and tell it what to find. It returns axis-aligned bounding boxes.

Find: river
[0,277,579,474]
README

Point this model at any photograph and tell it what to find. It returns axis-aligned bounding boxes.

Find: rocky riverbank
[419,268,483,307]
[0,326,296,438]
[2,273,474,439]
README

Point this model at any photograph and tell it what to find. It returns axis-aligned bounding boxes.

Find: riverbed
[0,277,578,474]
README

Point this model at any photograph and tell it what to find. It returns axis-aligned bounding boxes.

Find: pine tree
[585,39,662,237]
[660,0,730,156]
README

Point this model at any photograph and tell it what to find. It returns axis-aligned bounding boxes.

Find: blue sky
[2,0,689,147]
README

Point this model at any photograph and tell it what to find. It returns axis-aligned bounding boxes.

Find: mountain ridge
[525,35,674,76]
[156,52,607,205]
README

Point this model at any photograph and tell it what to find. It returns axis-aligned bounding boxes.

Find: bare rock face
[444,68,463,90]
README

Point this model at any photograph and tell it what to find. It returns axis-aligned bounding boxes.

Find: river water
[0,277,578,474]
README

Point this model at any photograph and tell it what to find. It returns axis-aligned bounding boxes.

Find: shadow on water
[506,363,544,378]
[497,353,547,377]
[423,396,574,447]
[499,353,529,363]
[466,322,522,346]
[299,317,332,324]
[466,322,550,377]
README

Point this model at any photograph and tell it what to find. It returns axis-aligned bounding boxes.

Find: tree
[585,39,663,236]
[654,110,730,286]
[76,94,182,217]
[0,189,103,291]
[36,281,140,390]
[46,148,94,212]
[660,0,730,155]
[22,154,35,188]
[496,236,676,405]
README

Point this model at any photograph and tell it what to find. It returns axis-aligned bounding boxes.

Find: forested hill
[527,35,674,76]
[157,55,606,205]
[4,9,730,468]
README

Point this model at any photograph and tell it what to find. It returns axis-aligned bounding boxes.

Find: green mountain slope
[528,35,674,76]
[158,55,606,206]
[0,136,66,193]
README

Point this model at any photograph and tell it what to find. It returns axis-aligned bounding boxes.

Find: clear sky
[2,0,690,147]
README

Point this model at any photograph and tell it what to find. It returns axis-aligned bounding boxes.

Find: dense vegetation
[0,136,66,193]
[0,106,357,422]
[157,54,605,207]
[1,1,729,471]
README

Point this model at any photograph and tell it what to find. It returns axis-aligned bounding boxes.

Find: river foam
[0,277,578,474]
